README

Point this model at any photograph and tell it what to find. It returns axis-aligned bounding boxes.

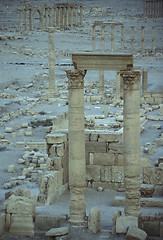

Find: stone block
[46,227,69,237]
[88,207,100,233]
[117,154,124,166]
[154,167,163,185]
[93,153,116,166]
[46,134,67,144]
[85,141,107,153]
[0,213,5,236]
[35,215,59,231]
[49,144,57,157]
[8,165,15,173]
[141,156,153,168]
[140,184,155,197]
[142,221,160,236]
[91,181,110,189]
[109,143,124,153]
[53,157,63,170]
[112,166,124,183]
[86,165,101,182]
[5,127,13,133]
[4,195,36,215]
[116,216,138,233]
[101,166,112,182]
[112,210,122,234]
[126,226,147,240]
[143,167,155,184]
[5,213,10,231]
[9,214,34,236]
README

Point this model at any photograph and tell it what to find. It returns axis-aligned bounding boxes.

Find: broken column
[66,69,86,225]
[120,70,141,217]
[47,27,59,97]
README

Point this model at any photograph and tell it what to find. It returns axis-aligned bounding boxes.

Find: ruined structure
[19,3,83,32]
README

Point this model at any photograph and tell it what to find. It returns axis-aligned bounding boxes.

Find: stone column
[116,72,121,102]
[152,26,155,54]
[142,68,148,93]
[99,24,105,97]
[80,5,83,26]
[141,26,145,55]
[111,25,114,52]
[92,25,95,52]
[70,6,73,28]
[58,7,61,27]
[66,69,87,225]
[49,8,53,27]
[131,26,135,54]
[25,8,28,32]
[75,5,78,26]
[29,8,34,31]
[20,7,23,33]
[39,8,44,31]
[45,6,48,29]
[121,25,124,53]
[66,6,69,28]
[53,6,56,27]
[47,27,59,97]
[120,70,141,218]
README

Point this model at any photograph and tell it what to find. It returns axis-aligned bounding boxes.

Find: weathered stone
[0,213,5,236]
[35,215,59,231]
[116,216,138,233]
[46,227,69,237]
[88,207,101,233]
[9,214,34,236]
[140,184,155,197]
[8,165,15,173]
[112,210,122,234]
[4,195,36,215]
[126,226,147,240]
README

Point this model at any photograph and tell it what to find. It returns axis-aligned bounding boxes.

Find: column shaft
[48,27,55,91]
[121,71,141,217]
[20,7,23,33]
[92,25,95,51]
[66,69,87,224]
[116,72,121,102]
[142,68,148,93]
[29,9,34,31]
[131,26,135,54]
[111,25,114,52]
[141,26,145,55]
[121,25,124,53]
[80,5,83,25]
[152,26,155,54]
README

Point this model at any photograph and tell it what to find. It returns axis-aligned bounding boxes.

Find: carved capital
[66,70,86,89]
[120,71,141,90]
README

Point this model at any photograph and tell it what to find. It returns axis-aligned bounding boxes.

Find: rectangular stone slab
[72,52,133,71]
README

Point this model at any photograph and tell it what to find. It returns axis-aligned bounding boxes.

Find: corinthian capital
[66,69,86,89]
[120,71,141,90]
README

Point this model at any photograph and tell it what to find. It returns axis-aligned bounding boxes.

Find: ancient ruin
[0,0,163,239]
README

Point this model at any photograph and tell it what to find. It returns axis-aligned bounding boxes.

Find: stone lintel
[72,52,133,71]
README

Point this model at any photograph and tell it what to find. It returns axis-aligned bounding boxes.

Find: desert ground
[0,0,163,239]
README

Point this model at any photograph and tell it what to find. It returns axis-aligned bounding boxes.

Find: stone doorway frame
[66,52,141,225]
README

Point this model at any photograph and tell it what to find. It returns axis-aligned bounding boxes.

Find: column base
[44,91,60,98]
[69,218,87,228]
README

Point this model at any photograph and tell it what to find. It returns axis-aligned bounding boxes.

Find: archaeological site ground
[0,0,163,239]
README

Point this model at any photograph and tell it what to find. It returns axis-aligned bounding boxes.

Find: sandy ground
[0,0,163,239]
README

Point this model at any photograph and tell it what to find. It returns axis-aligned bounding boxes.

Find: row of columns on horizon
[92,21,156,55]
[144,0,163,17]
[19,3,83,33]
[66,69,142,223]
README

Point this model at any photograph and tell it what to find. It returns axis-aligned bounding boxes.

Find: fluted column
[66,69,87,225]
[120,70,141,217]
[39,8,44,31]
[47,27,59,97]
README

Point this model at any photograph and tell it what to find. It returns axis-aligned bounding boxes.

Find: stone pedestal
[120,71,141,217]
[66,69,87,225]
